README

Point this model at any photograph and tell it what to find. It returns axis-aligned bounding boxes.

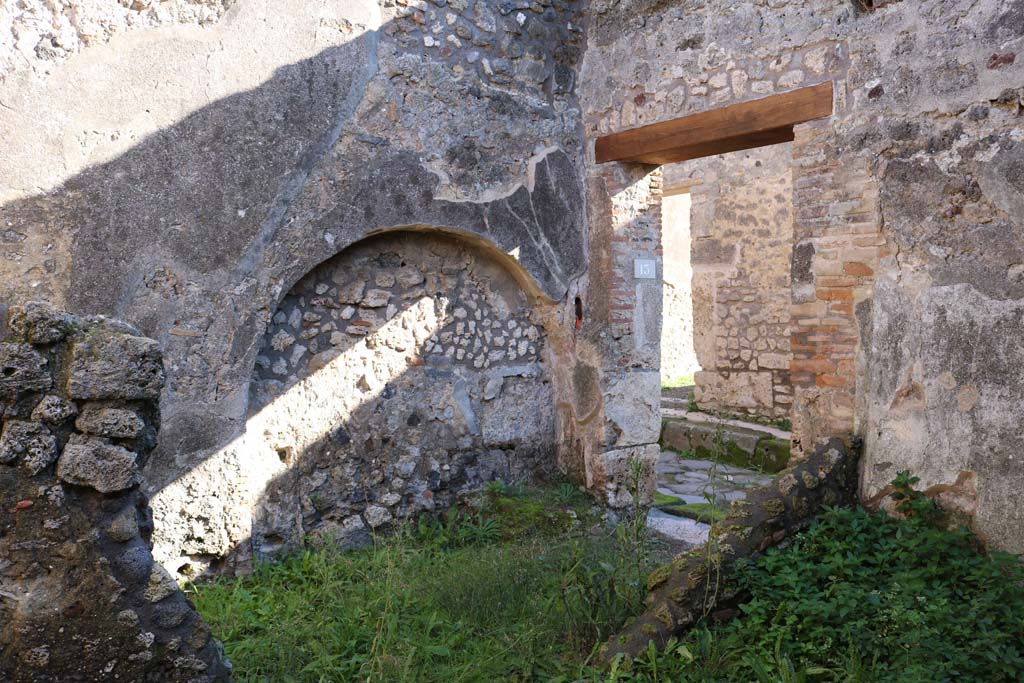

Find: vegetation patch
[610,476,1024,682]
[652,492,727,524]
[660,373,695,390]
[660,501,727,524]
[190,484,666,682]
[193,476,1024,683]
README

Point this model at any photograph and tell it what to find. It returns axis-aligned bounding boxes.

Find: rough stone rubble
[0,303,229,682]
[0,0,1021,675]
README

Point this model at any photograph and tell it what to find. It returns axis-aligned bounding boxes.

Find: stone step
[660,415,791,473]
[661,396,691,409]
[661,386,695,402]
[664,410,791,440]
[645,507,710,546]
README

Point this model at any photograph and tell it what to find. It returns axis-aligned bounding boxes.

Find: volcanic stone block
[30,395,78,424]
[0,343,51,398]
[144,564,180,603]
[57,434,140,493]
[0,420,57,474]
[8,302,76,344]
[75,406,145,439]
[67,333,164,400]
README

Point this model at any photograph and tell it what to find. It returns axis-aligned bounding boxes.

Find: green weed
[193,477,1024,683]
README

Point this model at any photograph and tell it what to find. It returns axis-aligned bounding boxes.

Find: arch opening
[239,230,562,564]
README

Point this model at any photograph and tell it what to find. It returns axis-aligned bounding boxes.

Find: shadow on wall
[2,29,376,310]
[0,10,590,577]
[157,230,565,578]
[1,18,585,313]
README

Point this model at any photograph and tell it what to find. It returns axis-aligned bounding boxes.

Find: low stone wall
[604,437,859,660]
[661,419,791,473]
[0,304,229,682]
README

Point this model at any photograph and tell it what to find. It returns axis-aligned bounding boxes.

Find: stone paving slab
[660,457,771,477]
[646,508,710,545]
[649,450,774,530]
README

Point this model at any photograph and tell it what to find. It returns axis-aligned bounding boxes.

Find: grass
[660,373,695,390]
[192,476,1024,683]
[190,482,668,683]
[652,492,728,524]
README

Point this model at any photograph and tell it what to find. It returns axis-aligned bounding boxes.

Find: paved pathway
[646,449,773,546]
[647,389,784,546]
[657,450,773,504]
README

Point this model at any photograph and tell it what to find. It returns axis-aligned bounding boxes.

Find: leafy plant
[605,478,1024,683]
[192,476,1024,683]
[888,470,940,522]
[555,482,584,505]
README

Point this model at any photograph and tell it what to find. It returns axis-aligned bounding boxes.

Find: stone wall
[580,0,1024,551]
[579,162,664,508]
[238,232,557,563]
[664,146,794,420]
[0,304,229,682]
[0,1,1020,658]
[0,0,596,574]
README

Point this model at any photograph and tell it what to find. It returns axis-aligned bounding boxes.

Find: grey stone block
[0,420,57,474]
[67,333,164,400]
[30,395,78,425]
[57,434,140,493]
[0,343,51,398]
[76,406,145,439]
[9,303,76,345]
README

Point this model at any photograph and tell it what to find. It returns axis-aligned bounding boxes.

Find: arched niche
[244,230,561,558]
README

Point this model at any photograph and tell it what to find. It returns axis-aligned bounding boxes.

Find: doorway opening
[649,145,795,543]
[661,145,794,427]
[595,83,838,543]
[659,188,701,399]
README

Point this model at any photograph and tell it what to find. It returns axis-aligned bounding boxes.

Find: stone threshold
[661,407,792,441]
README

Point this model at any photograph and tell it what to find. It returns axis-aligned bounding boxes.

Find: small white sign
[634,258,657,279]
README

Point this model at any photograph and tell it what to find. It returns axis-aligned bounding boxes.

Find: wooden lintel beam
[595,81,833,165]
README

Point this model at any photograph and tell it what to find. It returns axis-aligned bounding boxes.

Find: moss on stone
[726,499,752,520]
[753,437,791,473]
[653,603,676,629]
[693,441,753,470]
[659,501,728,524]
[646,564,673,591]
[777,472,799,495]
[653,491,684,507]
[671,549,701,573]
[668,585,690,605]
[761,498,786,517]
